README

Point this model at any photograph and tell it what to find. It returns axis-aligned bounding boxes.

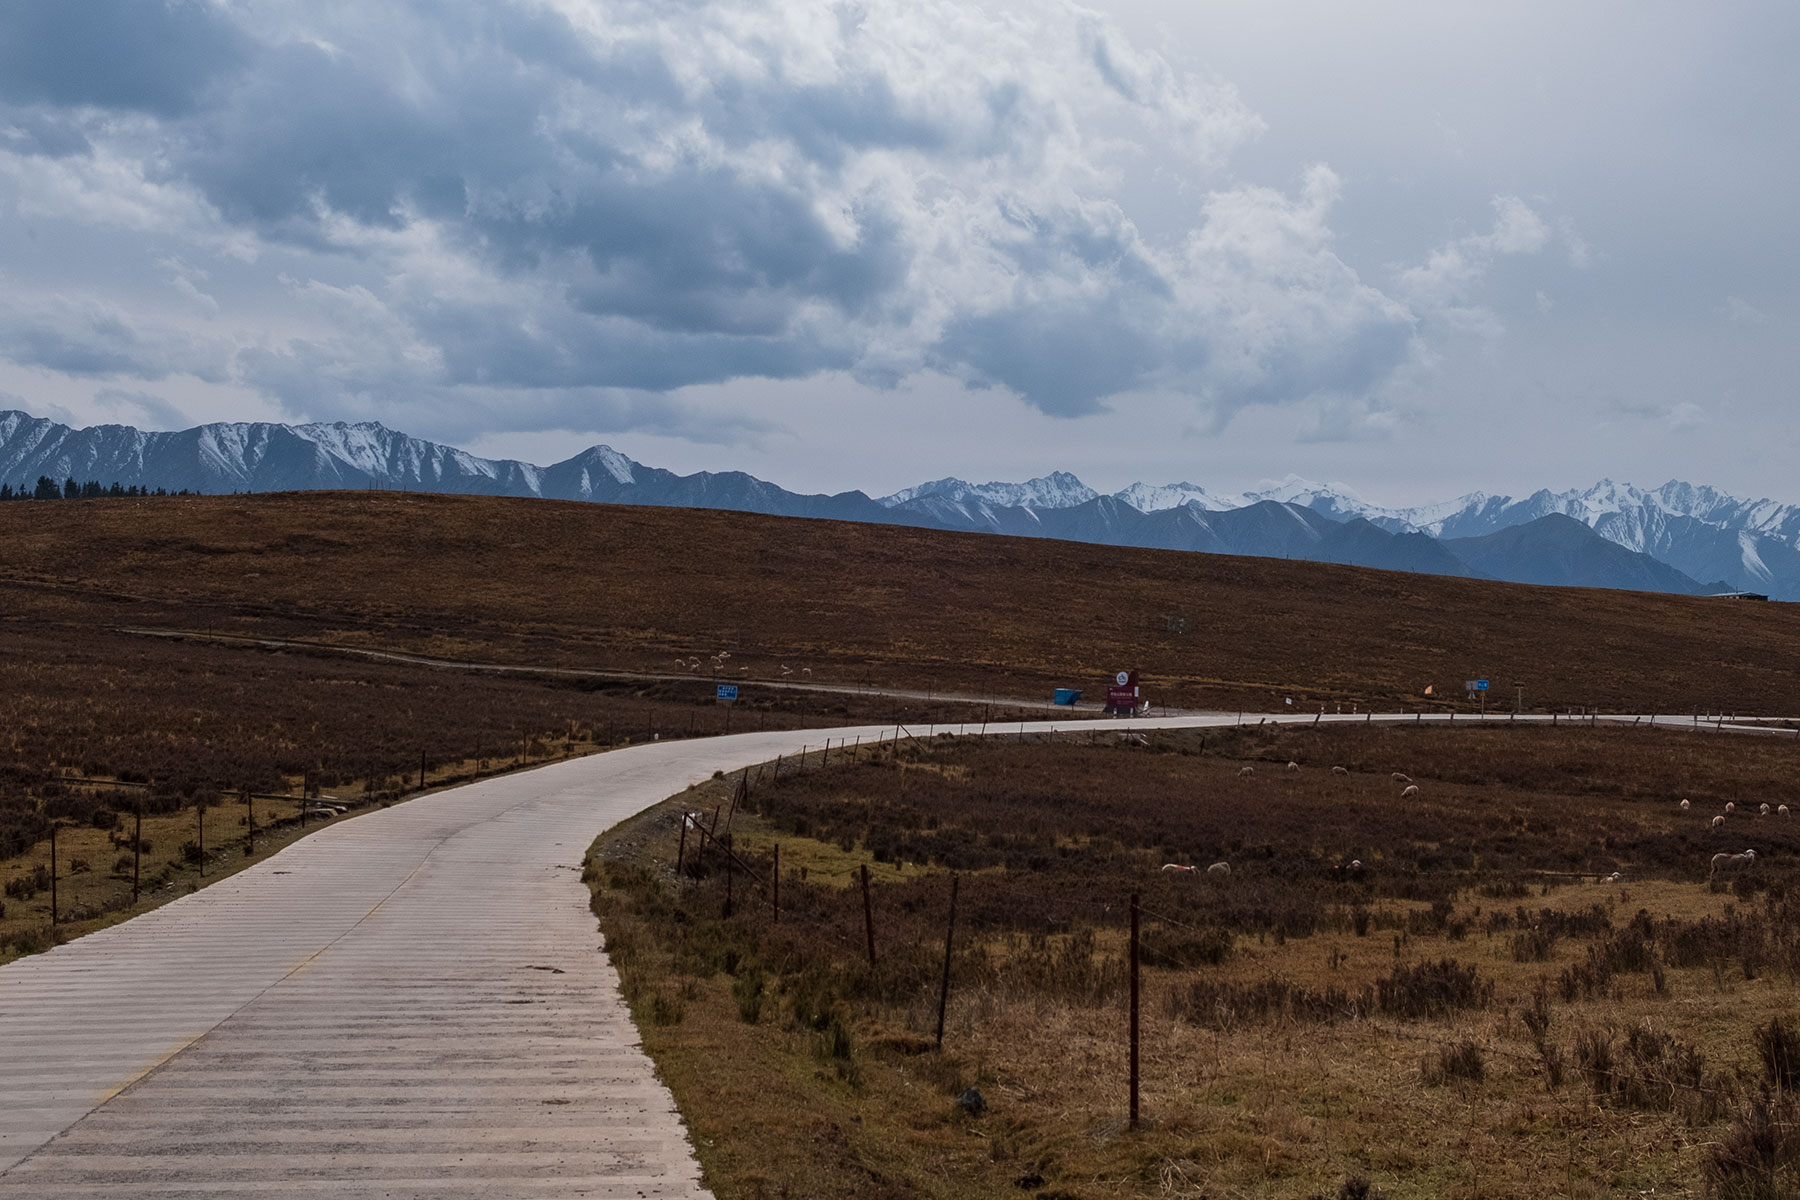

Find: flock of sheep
[1687,794,1785,877]
[1166,763,1785,883]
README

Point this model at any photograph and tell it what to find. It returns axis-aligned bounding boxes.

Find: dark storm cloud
[0,0,1484,428]
[0,0,250,117]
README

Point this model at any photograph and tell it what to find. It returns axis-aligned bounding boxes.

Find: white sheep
[1782,805,1791,816]
[1238,766,1255,778]
[1160,863,1196,873]
[1679,799,1690,811]
[1726,802,1735,813]
[1331,766,1349,776]
[1207,862,1231,875]
[1286,761,1300,773]
[1710,849,1757,877]
[1762,803,1772,816]
[1712,815,1726,829]
[1400,784,1420,799]
[1392,772,1412,784]
[1602,871,1623,884]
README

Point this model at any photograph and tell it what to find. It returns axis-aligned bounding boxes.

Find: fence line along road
[0,711,1789,1196]
[0,724,922,1198]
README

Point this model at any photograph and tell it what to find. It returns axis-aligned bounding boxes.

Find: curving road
[0,711,1792,1195]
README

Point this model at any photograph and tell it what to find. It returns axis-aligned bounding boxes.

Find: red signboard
[1107,686,1139,708]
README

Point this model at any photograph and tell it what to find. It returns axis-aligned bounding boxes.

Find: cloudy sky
[0,0,1793,505]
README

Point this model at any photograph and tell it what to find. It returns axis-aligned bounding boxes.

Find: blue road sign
[717,684,739,700]
[1474,679,1490,691]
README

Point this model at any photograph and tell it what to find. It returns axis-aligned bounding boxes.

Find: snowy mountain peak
[880,471,1097,510]
[5,407,1800,597]
[597,446,635,484]
[1244,475,1368,507]
[1113,481,1241,513]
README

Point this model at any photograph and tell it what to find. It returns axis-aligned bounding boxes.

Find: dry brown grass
[0,613,1012,960]
[3,490,1799,714]
[590,725,1800,1199]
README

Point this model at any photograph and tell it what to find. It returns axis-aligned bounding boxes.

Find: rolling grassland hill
[3,491,1798,715]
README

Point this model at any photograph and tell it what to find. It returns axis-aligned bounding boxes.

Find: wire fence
[657,752,1798,1142]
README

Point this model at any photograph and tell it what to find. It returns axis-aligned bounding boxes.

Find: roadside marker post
[1128,892,1140,1130]
[48,823,58,927]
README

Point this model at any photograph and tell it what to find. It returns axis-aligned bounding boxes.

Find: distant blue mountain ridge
[1,408,1792,598]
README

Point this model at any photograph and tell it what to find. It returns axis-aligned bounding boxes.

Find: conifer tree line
[0,477,195,500]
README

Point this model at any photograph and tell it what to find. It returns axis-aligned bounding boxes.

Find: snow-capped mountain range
[3,408,1796,599]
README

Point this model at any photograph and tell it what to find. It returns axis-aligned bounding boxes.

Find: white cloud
[94,386,189,430]
[1722,295,1766,327]
[0,0,1577,444]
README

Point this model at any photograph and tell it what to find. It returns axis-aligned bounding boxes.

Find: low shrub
[1421,1040,1485,1086]
[1376,959,1492,1020]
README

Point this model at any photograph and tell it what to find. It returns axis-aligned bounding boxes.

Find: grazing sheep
[1160,863,1196,873]
[1762,803,1772,816]
[1238,766,1255,778]
[1392,772,1412,784]
[1207,862,1231,875]
[1331,766,1349,776]
[1710,849,1757,877]
[1286,761,1300,773]
[1602,871,1623,884]
[1726,802,1735,813]
[1712,815,1726,829]
[1782,805,1791,816]
[1679,799,1690,811]
[1400,784,1420,799]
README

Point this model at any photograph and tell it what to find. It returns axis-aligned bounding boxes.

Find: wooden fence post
[725,772,747,829]
[49,823,58,926]
[773,843,780,924]
[724,833,734,919]
[860,864,877,969]
[936,874,960,1049]
[132,805,142,904]
[676,814,688,878]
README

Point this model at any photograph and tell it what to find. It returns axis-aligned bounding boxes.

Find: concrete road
[0,725,921,1198]
[1,710,1789,1196]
